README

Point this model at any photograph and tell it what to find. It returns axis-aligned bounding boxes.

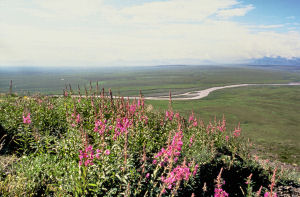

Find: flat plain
[1,65,300,165]
[1,65,300,96]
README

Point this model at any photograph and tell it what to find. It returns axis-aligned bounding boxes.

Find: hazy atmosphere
[1,0,300,67]
[1,1,300,196]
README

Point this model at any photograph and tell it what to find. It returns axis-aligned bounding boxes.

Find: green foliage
[0,93,298,196]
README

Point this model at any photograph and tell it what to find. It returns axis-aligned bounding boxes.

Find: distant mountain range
[1,57,300,69]
[249,57,300,66]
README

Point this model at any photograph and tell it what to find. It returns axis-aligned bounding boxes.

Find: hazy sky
[1,0,300,67]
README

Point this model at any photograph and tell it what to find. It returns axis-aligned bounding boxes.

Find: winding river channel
[142,82,300,101]
[56,82,300,100]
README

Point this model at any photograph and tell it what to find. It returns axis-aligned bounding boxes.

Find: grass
[1,65,300,96]
[146,86,300,165]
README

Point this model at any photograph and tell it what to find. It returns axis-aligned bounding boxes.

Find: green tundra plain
[1,65,300,96]
[1,65,300,165]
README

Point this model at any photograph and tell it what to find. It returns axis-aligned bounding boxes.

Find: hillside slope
[0,91,299,196]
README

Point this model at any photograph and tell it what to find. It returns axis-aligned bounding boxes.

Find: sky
[0,0,300,67]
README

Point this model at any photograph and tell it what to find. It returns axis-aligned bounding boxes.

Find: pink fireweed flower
[141,98,145,108]
[23,113,31,124]
[152,160,157,165]
[94,120,106,135]
[233,129,240,137]
[175,112,180,119]
[174,157,178,163]
[193,164,199,176]
[171,131,183,153]
[264,192,277,197]
[140,115,148,124]
[95,149,101,159]
[104,149,110,155]
[129,104,136,114]
[214,168,228,197]
[188,113,198,127]
[256,186,263,196]
[113,129,120,140]
[162,163,192,190]
[165,110,169,120]
[214,188,229,197]
[76,114,80,124]
[165,110,174,121]
[233,124,241,137]
[154,131,183,166]
[113,117,132,139]
[214,179,228,197]
[189,115,194,123]
[217,126,224,132]
[192,120,198,127]
[245,173,253,185]
[137,98,144,108]
[143,116,148,124]
[188,114,194,123]
[222,116,226,130]
[217,117,226,132]
[225,136,229,142]
[79,145,96,166]
[146,173,150,179]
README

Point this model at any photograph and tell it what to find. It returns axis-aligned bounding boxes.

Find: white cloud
[120,0,237,23]
[20,0,238,23]
[217,5,254,18]
[32,0,104,18]
[0,0,300,67]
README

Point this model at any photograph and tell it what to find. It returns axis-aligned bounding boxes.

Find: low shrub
[0,91,298,196]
